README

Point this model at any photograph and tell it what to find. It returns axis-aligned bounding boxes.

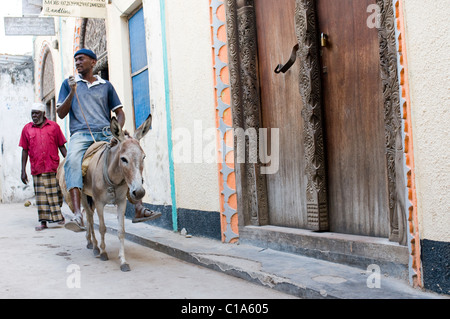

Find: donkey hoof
[86,242,93,249]
[93,247,100,256]
[100,252,109,261]
[120,263,131,272]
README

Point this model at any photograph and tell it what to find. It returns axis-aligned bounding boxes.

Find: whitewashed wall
[0,56,35,203]
[164,0,220,212]
[403,0,450,244]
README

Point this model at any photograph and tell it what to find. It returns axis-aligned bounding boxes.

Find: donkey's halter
[102,144,126,193]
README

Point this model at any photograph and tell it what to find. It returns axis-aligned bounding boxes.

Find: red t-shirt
[19,119,67,176]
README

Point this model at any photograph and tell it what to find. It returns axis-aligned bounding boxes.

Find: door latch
[274,44,300,74]
[321,33,328,47]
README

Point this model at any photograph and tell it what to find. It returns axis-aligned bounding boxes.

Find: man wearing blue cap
[57,48,160,232]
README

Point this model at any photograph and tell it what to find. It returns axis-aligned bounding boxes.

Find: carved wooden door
[317,0,390,237]
[253,0,390,237]
[254,0,308,228]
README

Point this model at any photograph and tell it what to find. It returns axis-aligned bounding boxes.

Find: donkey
[60,115,152,272]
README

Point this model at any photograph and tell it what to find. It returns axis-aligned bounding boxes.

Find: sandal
[35,224,48,231]
[64,215,86,232]
[132,207,162,223]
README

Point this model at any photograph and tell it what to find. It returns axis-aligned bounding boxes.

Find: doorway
[226,0,406,243]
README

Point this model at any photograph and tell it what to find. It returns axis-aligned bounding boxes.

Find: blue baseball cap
[74,48,97,61]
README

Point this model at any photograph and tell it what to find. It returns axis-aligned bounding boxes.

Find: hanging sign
[4,17,55,36]
[43,0,107,19]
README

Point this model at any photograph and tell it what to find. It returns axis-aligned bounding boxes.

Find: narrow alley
[1,0,449,300]
[0,203,296,299]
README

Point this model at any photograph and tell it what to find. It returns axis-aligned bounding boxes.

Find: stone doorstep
[239,225,410,280]
[95,209,442,299]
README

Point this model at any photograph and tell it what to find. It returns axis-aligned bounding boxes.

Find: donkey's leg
[81,195,98,255]
[96,203,108,261]
[117,200,130,272]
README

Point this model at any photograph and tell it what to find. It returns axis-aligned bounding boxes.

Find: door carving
[294,0,328,231]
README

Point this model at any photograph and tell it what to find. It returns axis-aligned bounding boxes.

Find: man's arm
[57,76,77,119]
[108,82,125,128]
[59,145,67,158]
[21,149,29,184]
[114,107,126,128]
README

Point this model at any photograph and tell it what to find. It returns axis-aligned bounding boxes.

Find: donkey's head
[110,114,152,202]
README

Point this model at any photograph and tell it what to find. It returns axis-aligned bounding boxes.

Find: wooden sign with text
[43,0,107,19]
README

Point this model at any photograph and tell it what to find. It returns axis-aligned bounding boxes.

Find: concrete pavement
[0,203,296,299]
[97,207,445,299]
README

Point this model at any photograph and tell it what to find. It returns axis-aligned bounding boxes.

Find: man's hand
[21,170,28,185]
[57,76,76,119]
[21,149,28,184]
[114,107,126,128]
[68,76,77,91]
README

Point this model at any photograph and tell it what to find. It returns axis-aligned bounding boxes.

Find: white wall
[108,0,172,205]
[0,57,35,203]
[140,0,172,205]
[403,0,450,243]
[165,0,221,212]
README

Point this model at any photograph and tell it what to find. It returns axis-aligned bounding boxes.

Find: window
[128,7,151,129]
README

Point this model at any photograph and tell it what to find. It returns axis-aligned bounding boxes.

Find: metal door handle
[274,44,299,74]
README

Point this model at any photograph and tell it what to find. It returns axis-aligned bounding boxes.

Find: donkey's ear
[110,116,125,142]
[134,114,152,141]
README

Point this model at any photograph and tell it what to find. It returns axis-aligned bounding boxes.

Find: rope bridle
[102,144,126,190]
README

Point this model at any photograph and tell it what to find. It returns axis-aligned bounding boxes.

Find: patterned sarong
[33,173,64,223]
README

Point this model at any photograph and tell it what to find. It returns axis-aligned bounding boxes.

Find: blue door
[129,7,151,129]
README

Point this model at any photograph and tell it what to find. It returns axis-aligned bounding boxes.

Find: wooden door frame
[225,0,407,244]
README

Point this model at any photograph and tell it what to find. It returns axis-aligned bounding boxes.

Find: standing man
[19,103,67,231]
[57,48,160,232]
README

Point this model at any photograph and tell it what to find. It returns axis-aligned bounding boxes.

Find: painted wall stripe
[159,0,178,232]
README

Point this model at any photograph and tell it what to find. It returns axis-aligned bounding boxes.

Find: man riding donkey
[57,48,160,232]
